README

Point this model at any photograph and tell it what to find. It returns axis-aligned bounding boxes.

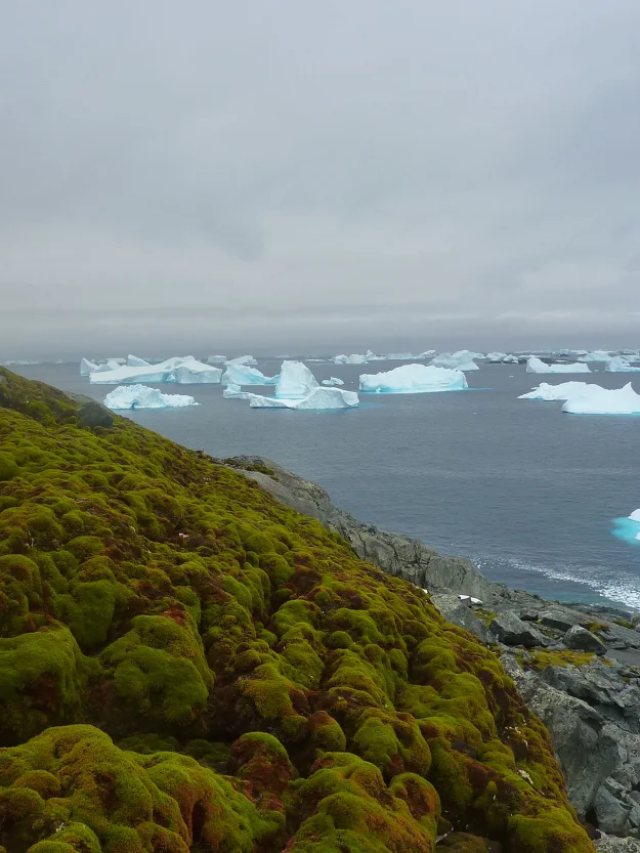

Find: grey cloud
[1,0,640,357]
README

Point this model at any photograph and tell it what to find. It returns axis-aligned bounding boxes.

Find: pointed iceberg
[104,384,198,410]
[221,363,278,386]
[275,361,319,399]
[126,354,150,367]
[359,364,467,394]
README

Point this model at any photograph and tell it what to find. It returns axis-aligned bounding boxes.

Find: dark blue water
[12,361,640,609]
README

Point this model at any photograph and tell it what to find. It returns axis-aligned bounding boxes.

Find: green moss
[519,649,598,672]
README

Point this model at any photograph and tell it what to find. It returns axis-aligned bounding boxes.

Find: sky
[1,0,640,358]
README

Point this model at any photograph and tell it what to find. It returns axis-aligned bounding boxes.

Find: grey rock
[595,839,640,853]
[430,594,493,643]
[629,805,640,827]
[77,400,114,429]
[564,625,607,655]
[594,786,630,833]
[230,456,493,601]
[538,608,582,632]
[489,611,547,647]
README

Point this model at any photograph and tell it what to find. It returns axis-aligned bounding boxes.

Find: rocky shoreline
[229,455,640,847]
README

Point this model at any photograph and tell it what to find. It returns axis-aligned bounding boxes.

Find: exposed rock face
[595,838,640,853]
[429,594,493,643]
[565,626,608,655]
[230,456,493,601]
[490,611,547,647]
[77,399,114,428]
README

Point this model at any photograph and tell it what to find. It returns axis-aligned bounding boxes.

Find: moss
[519,649,597,672]
[0,369,594,852]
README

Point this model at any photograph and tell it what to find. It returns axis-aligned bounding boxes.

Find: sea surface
[10,360,640,611]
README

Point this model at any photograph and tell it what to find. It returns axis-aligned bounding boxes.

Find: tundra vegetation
[0,368,593,852]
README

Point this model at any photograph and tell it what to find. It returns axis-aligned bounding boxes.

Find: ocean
[11,359,640,610]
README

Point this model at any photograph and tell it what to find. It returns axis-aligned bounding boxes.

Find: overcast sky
[1,0,639,358]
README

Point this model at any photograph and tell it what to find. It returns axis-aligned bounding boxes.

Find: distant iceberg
[249,387,359,410]
[104,384,198,410]
[90,356,222,385]
[207,355,227,364]
[561,382,640,414]
[605,356,640,373]
[221,362,277,386]
[126,354,150,367]
[430,350,479,371]
[333,353,369,364]
[226,355,257,367]
[81,357,123,376]
[519,382,592,402]
[80,358,98,376]
[526,357,591,374]
[359,364,468,394]
[577,350,612,363]
[275,361,318,399]
[486,352,519,364]
[223,383,255,401]
[322,377,344,386]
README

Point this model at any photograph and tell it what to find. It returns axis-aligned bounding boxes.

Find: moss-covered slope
[0,368,593,852]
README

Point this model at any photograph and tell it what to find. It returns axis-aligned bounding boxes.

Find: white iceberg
[430,350,479,371]
[359,364,468,394]
[126,354,150,367]
[333,353,369,364]
[90,356,222,385]
[418,349,437,359]
[82,358,123,375]
[526,357,591,374]
[221,362,277,386]
[562,382,640,415]
[80,358,98,376]
[518,382,592,402]
[275,361,318,399]
[226,355,257,367]
[630,509,640,523]
[207,354,227,364]
[605,356,640,373]
[577,350,612,363]
[104,384,198,410]
[486,352,507,362]
[322,377,345,386]
[223,383,255,401]
[249,387,359,409]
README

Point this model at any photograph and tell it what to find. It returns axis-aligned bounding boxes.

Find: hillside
[0,367,593,853]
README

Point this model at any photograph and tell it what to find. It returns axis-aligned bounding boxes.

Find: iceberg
[249,387,359,410]
[104,384,198,410]
[630,509,640,523]
[275,361,319,399]
[90,356,222,385]
[486,352,507,362]
[605,356,640,373]
[577,350,612,363]
[207,354,227,364]
[226,355,257,367]
[126,354,150,367]
[518,382,592,402]
[322,377,345,386]
[80,358,98,376]
[430,350,479,371]
[333,353,369,364]
[525,357,591,374]
[223,383,255,401]
[221,362,277,386]
[359,364,468,394]
[561,382,640,415]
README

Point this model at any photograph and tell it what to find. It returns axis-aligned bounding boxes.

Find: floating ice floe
[90,356,223,385]
[359,364,468,393]
[104,384,198,410]
[249,387,359,409]
[561,382,640,414]
[518,382,593,402]
[126,354,150,367]
[223,383,255,401]
[430,350,479,371]
[577,350,612,363]
[221,362,277,386]
[605,356,640,373]
[526,357,591,374]
[322,377,345,386]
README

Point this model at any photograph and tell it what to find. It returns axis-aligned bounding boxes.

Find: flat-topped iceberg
[526,357,591,374]
[104,384,198,410]
[578,350,612,363]
[359,363,468,393]
[275,361,318,399]
[519,382,592,402]
[249,387,359,410]
[322,377,344,386]
[221,362,277,386]
[333,353,369,364]
[561,382,640,414]
[605,356,640,373]
[90,356,222,385]
[223,383,255,401]
[207,354,227,364]
[430,350,479,371]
